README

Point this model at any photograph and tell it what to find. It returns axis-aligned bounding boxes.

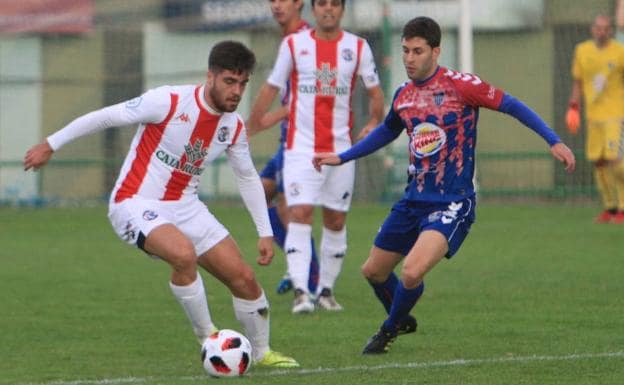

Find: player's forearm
[229,152,273,237]
[498,94,561,146]
[569,80,582,106]
[339,123,400,163]
[367,86,385,127]
[247,84,279,135]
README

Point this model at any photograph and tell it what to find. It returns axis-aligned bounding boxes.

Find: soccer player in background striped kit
[314,16,576,354]
[567,14,624,224]
[249,0,320,297]
[249,0,385,314]
[23,41,299,368]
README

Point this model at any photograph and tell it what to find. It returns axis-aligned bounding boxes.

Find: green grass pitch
[1,203,623,385]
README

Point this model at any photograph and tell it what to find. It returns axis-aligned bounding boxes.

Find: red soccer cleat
[611,211,624,224]
[593,210,614,224]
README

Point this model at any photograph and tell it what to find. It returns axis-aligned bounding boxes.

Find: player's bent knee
[400,269,424,289]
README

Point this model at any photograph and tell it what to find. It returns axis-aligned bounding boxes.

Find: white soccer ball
[201,329,252,378]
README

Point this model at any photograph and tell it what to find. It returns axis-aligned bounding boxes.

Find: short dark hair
[402,17,441,48]
[208,41,256,75]
[310,0,346,8]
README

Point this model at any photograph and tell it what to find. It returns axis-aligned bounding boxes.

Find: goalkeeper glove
[566,101,580,135]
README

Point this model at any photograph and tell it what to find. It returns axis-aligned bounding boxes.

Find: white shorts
[282,150,355,211]
[108,197,229,257]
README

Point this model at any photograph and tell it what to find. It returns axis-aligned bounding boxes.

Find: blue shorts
[259,144,284,193]
[374,196,476,258]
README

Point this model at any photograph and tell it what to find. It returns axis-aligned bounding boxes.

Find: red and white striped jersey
[47,84,272,237]
[267,29,380,154]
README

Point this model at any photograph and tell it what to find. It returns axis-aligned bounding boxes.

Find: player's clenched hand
[565,102,580,135]
[256,236,274,266]
[24,141,54,171]
[550,142,576,173]
[312,153,341,172]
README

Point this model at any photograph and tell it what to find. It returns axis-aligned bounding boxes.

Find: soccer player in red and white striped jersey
[248,0,385,314]
[23,41,298,369]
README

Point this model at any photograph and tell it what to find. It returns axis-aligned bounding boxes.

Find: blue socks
[268,206,319,293]
[382,281,424,333]
[368,272,399,313]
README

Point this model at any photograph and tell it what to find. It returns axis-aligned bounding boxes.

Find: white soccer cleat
[292,289,315,314]
[316,288,343,311]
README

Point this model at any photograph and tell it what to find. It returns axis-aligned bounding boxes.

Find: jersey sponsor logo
[316,62,337,85]
[299,49,309,56]
[297,84,349,96]
[125,97,142,109]
[217,126,229,142]
[142,210,158,221]
[155,138,208,176]
[409,123,447,159]
[184,139,209,163]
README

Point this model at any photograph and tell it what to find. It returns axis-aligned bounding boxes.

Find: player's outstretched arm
[312,153,342,171]
[550,142,576,173]
[256,236,275,266]
[24,141,54,171]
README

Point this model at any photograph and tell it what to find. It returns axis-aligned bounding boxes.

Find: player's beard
[209,87,240,113]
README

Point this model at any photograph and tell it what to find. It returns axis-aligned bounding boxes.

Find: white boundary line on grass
[19,351,624,385]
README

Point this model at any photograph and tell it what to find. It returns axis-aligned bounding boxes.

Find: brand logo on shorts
[441,202,463,224]
[143,210,158,221]
[122,222,137,242]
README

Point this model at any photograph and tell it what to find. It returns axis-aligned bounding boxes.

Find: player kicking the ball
[24,41,298,368]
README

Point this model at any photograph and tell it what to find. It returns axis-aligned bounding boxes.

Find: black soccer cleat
[397,315,418,335]
[362,328,397,355]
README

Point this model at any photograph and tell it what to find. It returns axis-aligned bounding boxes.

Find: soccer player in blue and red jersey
[313,16,576,354]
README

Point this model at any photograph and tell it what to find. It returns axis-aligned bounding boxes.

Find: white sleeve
[358,40,381,89]
[226,127,273,238]
[267,37,294,90]
[46,87,171,151]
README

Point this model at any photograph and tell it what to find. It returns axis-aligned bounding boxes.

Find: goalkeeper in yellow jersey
[567,14,624,224]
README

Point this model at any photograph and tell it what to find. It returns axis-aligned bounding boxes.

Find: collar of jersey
[310,29,344,43]
[195,85,222,116]
[412,66,440,87]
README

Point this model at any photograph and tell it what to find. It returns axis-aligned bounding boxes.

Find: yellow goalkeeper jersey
[571,39,624,121]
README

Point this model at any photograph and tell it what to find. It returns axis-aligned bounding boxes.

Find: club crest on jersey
[341,48,354,62]
[409,122,447,159]
[217,126,229,142]
[433,92,444,106]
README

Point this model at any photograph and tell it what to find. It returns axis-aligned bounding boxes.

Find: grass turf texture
[1,203,623,385]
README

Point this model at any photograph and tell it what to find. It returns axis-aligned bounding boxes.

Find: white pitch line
[17,351,624,385]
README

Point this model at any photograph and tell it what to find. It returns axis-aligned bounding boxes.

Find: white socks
[285,222,312,293]
[319,226,347,292]
[169,273,216,343]
[233,291,270,361]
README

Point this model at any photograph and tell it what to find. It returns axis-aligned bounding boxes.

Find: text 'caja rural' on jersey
[267,29,380,154]
[46,84,272,237]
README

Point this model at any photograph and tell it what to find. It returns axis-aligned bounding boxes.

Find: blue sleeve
[338,122,402,163]
[338,85,406,163]
[497,93,561,146]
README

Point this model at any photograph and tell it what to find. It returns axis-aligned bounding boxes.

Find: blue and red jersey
[338,66,561,203]
[385,66,503,202]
